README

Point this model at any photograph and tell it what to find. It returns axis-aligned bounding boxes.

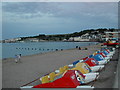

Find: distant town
[1,28,120,43]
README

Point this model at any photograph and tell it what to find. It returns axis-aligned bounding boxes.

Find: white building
[68,35,90,41]
[81,33,91,39]
[68,37,74,41]
[27,38,39,42]
[73,37,81,41]
[102,31,120,41]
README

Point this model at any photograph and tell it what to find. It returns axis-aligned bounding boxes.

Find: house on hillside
[24,38,39,42]
[102,31,120,41]
[68,33,91,41]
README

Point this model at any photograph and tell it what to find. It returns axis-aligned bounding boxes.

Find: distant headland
[1,28,119,43]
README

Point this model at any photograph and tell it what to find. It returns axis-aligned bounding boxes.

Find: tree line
[20,28,117,41]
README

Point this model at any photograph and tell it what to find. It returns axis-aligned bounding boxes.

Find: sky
[2,2,118,39]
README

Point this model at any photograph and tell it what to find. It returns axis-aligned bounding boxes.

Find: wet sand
[2,44,118,89]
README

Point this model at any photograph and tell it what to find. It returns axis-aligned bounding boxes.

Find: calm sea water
[1,42,97,59]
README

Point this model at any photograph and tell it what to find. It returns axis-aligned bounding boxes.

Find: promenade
[113,47,120,89]
[93,47,119,89]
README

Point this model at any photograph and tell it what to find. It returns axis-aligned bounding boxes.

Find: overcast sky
[2,2,118,39]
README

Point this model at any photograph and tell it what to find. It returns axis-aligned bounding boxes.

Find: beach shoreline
[2,43,99,61]
[2,43,118,89]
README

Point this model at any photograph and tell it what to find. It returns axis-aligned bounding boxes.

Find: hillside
[20,28,116,41]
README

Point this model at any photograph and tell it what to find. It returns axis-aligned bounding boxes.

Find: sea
[1,42,98,59]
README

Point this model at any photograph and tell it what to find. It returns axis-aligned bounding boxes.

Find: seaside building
[24,38,39,42]
[68,33,90,41]
[89,31,102,41]
[62,39,67,41]
[81,33,91,40]
[73,37,81,41]
[68,37,74,41]
[68,33,102,42]
[103,31,120,41]
[3,38,21,43]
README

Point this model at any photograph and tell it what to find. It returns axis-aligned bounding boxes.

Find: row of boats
[21,46,116,88]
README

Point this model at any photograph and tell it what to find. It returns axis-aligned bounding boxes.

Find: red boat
[103,43,119,46]
[33,70,85,88]
[103,40,119,46]
[84,58,98,67]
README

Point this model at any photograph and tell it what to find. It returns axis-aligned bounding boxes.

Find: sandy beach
[2,43,119,89]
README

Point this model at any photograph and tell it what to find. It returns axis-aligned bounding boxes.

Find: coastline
[2,43,118,89]
[1,41,99,43]
[2,42,98,60]
[2,41,98,60]
[2,44,101,88]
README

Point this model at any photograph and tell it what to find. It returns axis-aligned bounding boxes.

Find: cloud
[2,2,118,18]
[2,2,118,26]
[2,2,60,18]
[2,2,118,39]
[2,2,118,28]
